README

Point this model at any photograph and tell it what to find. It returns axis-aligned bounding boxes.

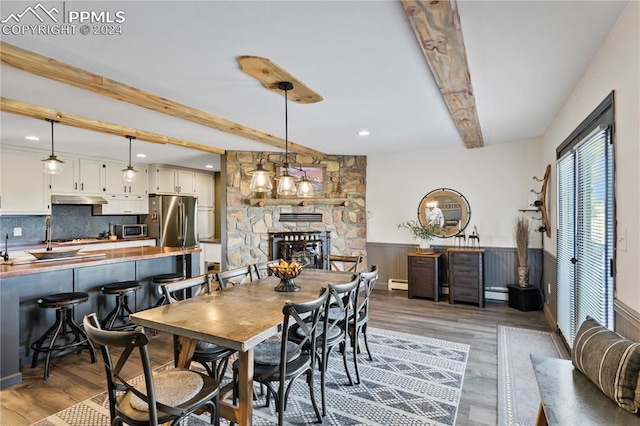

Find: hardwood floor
[0,289,551,425]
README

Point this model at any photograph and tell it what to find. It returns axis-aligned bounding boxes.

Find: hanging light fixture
[249,81,314,198]
[41,119,64,175]
[122,135,138,183]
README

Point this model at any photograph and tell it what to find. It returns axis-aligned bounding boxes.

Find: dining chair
[233,290,329,425]
[83,313,221,426]
[251,259,283,280]
[290,274,360,416]
[325,254,363,273]
[161,274,237,382]
[215,266,252,289]
[349,265,379,385]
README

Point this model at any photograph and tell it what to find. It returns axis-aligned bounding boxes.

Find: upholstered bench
[532,316,640,425]
[531,355,638,425]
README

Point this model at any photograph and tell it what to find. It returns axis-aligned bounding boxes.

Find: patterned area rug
[497,326,569,426]
[32,327,469,426]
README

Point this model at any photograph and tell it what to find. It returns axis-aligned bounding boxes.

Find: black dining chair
[161,274,237,382]
[349,265,379,385]
[325,254,363,273]
[251,259,283,280]
[215,266,252,289]
[290,274,360,416]
[233,290,329,425]
[83,313,221,426]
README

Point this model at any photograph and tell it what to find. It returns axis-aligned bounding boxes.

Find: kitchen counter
[1,246,198,279]
[0,245,201,389]
[199,238,221,243]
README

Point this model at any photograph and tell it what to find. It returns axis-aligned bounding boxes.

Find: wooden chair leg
[535,403,548,426]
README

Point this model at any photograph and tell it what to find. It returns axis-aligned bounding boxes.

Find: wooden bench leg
[535,403,548,426]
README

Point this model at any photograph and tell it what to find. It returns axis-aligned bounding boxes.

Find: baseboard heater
[387,279,408,291]
[486,286,508,301]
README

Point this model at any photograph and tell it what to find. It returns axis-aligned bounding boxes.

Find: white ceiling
[0,1,628,171]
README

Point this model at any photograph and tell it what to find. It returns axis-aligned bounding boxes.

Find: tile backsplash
[0,205,139,245]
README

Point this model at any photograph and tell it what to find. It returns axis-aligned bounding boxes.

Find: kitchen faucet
[45,216,52,251]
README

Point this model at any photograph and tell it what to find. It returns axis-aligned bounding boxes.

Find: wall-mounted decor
[276,165,325,196]
[418,188,471,238]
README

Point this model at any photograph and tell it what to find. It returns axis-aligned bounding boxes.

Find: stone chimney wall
[225,151,367,268]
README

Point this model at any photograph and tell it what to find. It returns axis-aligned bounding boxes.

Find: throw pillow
[572,316,640,414]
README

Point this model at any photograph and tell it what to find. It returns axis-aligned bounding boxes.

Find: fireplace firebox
[269,231,330,269]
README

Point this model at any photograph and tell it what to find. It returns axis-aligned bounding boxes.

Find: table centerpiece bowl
[270,260,303,292]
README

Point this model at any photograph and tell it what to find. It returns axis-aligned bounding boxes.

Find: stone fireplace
[269,231,330,269]
[224,151,367,269]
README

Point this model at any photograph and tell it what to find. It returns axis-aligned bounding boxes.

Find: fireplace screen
[269,231,330,270]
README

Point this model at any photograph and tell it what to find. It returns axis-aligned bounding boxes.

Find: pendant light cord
[127,135,135,167]
[46,118,56,156]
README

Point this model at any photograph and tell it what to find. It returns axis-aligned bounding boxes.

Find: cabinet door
[102,194,122,215]
[197,207,214,239]
[177,169,195,195]
[103,161,128,195]
[156,167,178,193]
[129,166,148,196]
[194,172,213,206]
[408,256,436,299]
[0,149,50,214]
[49,156,79,194]
[79,159,104,194]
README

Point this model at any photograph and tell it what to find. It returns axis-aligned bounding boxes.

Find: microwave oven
[115,224,147,239]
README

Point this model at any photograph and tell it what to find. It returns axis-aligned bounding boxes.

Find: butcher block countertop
[1,246,201,279]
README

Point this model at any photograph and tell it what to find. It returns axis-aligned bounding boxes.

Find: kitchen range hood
[51,195,108,205]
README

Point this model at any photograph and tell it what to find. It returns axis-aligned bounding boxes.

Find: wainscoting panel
[542,250,557,328]
[614,301,640,342]
[366,242,542,297]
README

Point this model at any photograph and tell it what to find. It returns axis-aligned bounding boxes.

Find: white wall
[367,138,543,248]
[541,2,639,311]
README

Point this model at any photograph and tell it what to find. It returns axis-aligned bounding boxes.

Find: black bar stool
[101,281,141,330]
[30,292,96,379]
[151,273,185,307]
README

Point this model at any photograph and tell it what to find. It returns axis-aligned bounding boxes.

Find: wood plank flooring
[0,289,551,425]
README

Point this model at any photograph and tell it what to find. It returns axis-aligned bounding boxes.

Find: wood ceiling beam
[0,42,325,157]
[0,97,226,155]
[401,0,484,149]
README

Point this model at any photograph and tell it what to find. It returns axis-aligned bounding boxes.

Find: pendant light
[248,81,314,198]
[41,119,64,175]
[122,135,138,183]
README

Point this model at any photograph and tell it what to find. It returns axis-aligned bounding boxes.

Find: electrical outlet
[13,227,22,237]
[617,229,627,252]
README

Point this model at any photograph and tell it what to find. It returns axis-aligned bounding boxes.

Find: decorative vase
[274,277,301,292]
[517,266,530,287]
[418,239,431,250]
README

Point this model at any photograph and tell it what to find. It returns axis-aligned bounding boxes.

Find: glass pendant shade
[297,175,314,197]
[249,163,274,192]
[122,136,138,183]
[42,155,63,175]
[277,171,297,196]
[42,119,63,175]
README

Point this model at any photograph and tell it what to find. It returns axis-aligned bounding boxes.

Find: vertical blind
[556,92,615,347]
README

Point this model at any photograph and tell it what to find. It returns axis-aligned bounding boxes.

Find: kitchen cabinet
[101,194,148,215]
[197,207,215,239]
[447,248,485,308]
[49,158,103,195]
[149,165,195,195]
[199,241,221,274]
[407,252,441,301]
[103,162,148,196]
[0,148,50,215]
[194,172,214,207]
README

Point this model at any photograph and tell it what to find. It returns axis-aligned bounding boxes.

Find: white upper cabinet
[103,161,148,196]
[1,148,50,215]
[149,165,196,195]
[194,172,214,207]
[78,159,104,194]
[49,156,79,194]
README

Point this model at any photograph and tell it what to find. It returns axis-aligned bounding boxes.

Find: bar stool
[30,292,96,379]
[101,280,141,330]
[151,273,185,307]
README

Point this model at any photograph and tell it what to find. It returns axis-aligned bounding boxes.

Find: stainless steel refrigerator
[144,195,198,248]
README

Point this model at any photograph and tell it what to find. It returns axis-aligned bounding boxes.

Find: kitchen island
[0,246,200,389]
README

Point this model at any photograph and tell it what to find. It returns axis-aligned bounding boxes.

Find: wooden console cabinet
[447,248,485,307]
[407,252,441,301]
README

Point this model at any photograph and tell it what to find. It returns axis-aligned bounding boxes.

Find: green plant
[397,220,441,241]
[515,216,530,267]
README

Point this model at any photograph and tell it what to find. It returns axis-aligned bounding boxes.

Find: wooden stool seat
[101,281,141,330]
[30,292,96,379]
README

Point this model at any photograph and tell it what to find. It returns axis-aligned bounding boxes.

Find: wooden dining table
[129,267,355,426]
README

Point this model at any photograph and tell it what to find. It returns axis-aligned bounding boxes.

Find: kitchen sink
[27,248,81,260]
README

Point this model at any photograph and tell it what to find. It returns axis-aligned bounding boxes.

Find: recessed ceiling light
[25,135,40,141]
[136,153,146,158]
[205,164,214,169]
[358,130,370,136]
